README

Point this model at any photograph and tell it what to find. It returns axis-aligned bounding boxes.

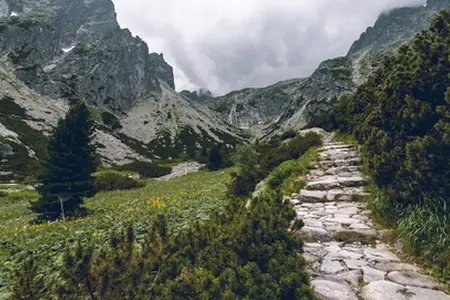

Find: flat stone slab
[363,248,400,263]
[373,262,420,273]
[299,226,331,242]
[335,270,362,289]
[362,266,386,283]
[360,281,450,300]
[300,190,327,202]
[306,178,341,190]
[320,259,347,274]
[387,271,443,290]
[312,279,358,300]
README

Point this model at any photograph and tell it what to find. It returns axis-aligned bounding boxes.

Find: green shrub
[118,161,172,178]
[326,10,450,280]
[280,129,297,140]
[94,172,145,192]
[11,192,314,299]
[227,144,261,197]
[259,132,322,177]
[0,190,38,202]
[227,134,322,198]
[266,148,318,195]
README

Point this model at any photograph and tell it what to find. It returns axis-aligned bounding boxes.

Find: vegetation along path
[291,141,450,300]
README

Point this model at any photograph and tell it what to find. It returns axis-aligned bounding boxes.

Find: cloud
[112,0,425,95]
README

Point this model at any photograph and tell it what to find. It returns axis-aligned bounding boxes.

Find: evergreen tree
[200,146,208,157]
[207,147,222,171]
[32,100,97,220]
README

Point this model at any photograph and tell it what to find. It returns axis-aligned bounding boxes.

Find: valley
[0,0,449,299]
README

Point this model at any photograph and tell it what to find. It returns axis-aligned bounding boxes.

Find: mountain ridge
[0,0,244,182]
[205,0,450,138]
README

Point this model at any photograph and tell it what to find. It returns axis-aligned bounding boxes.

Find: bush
[259,132,323,177]
[325,10,450,280]
[227,134,322,198]
[227,144,261,197]
[266,148,318,195]
[118,161,172,178]
[94,172,145,192]
[280,129,297,140]
[12,192,315,299]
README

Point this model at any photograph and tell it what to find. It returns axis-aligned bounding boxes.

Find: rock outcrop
[0,0,174,113]
[0,0,245,182]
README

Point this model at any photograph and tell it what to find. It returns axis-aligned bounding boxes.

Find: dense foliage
[228,133,322,198]
[323,10,450,279]
[94,172,145,192]
[12,192,314,299]
[207,146,223,171]
[32,100,97,220]
[0,169,233,297]
[117,161,172,178]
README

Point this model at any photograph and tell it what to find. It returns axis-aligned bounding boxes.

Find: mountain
[206,0,450,137]
[180,88,213,104]
[0,0,243,181]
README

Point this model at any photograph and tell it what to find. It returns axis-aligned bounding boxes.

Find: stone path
[290,141,450,300]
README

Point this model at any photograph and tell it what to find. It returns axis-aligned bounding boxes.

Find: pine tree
[207,147,222,171]
[200,146,208,157]
[32,100,97,220]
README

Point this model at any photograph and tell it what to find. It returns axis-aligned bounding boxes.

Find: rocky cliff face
[0,0,244,182]
[206,0,450,138]
[0,0,174,113]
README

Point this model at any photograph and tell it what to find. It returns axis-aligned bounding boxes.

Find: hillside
[0,0,244,183]
[205,0,450,138]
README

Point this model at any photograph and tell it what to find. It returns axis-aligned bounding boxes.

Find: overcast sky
[112,0,425,95]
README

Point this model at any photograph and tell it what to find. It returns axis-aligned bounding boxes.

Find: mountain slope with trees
[323,9,450,281]
[205,0,450,138]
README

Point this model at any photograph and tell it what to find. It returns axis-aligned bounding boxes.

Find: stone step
[324,142,345,146]
[300,188,369,203]
[325,166,361,176]
[321,144,354,151]
[305,176,369,191]
[298,226,377,243]
[320,158,361,169]
[319,152,358,161]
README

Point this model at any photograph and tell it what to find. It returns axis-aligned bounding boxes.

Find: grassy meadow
[0,169,233,295]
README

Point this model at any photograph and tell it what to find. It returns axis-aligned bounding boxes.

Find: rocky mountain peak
[0,0,175,113]
[347,0,450,57]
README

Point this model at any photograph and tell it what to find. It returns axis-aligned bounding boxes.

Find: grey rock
[0,142,14,157]
[306,178,340,191]
[362,267,386,283]
[373,263,420,273]
[300,226,331,242]
[363,248,400,263]
[344,258,369,270]
[312,279,358,300]
[300,190,327,202]
[349,223,371,230]
[335,270,363,289]
[360,281,450,300]
[320,259,347,274]
[387,271,443,290]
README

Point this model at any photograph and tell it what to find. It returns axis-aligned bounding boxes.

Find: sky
[112,0,425,96]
